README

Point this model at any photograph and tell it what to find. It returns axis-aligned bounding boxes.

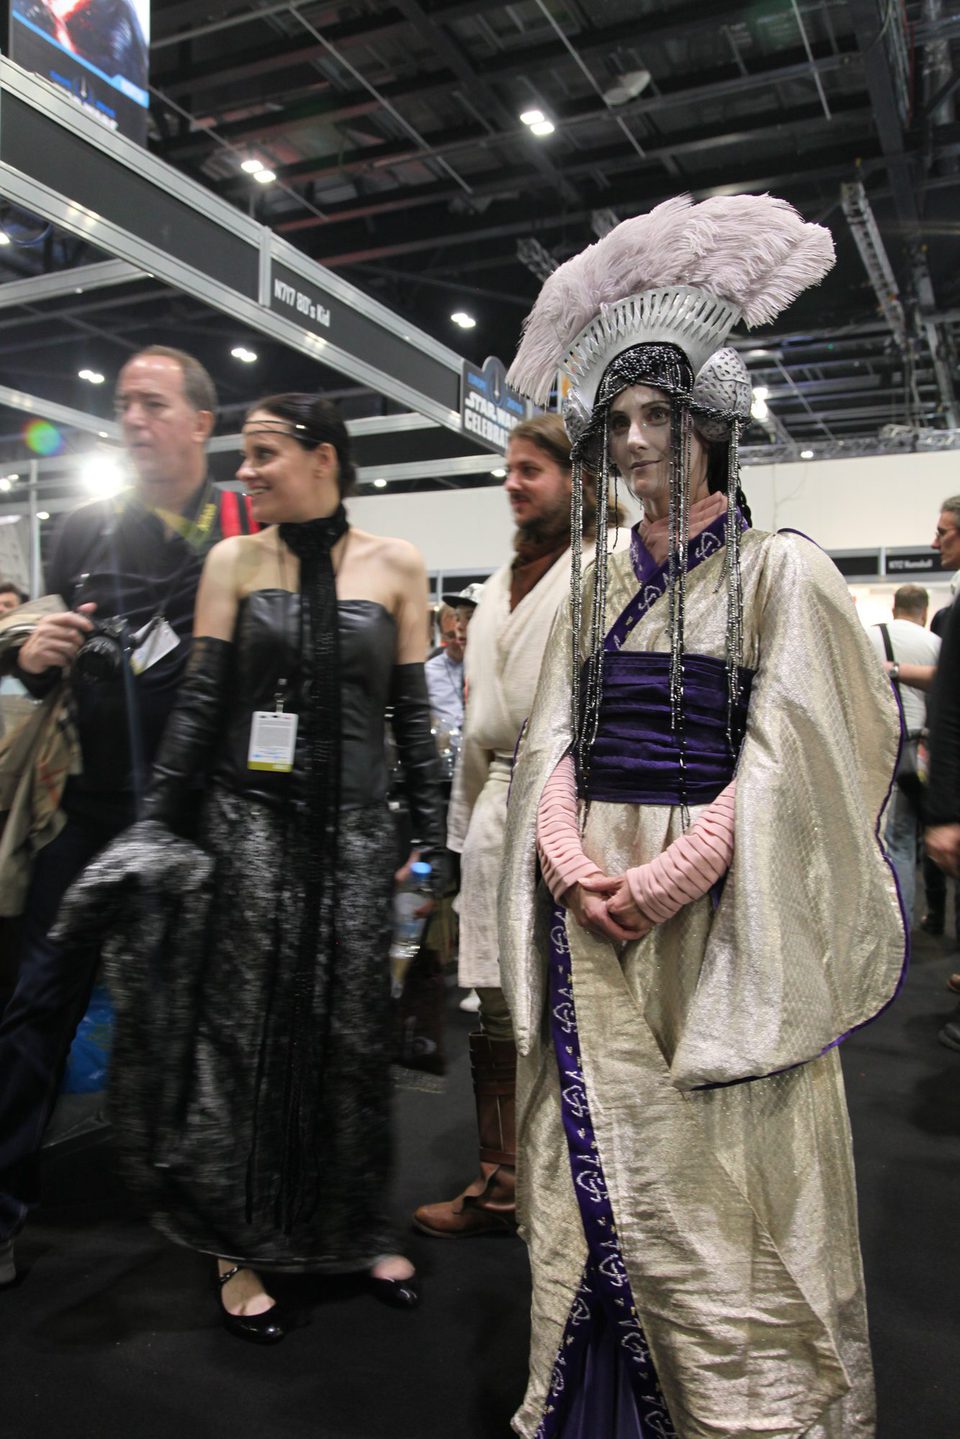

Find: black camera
[72,616,131,684]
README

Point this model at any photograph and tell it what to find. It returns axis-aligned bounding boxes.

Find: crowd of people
[0,192,956,1437]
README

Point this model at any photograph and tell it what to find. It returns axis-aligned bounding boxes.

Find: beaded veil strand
[506,193,836,794]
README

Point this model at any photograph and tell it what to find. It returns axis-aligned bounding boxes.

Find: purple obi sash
[583,652,753,807]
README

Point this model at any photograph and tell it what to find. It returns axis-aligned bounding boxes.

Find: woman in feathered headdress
[498,195,905,1439]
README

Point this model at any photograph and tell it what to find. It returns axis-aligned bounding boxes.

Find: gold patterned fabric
[499,530,904,1439]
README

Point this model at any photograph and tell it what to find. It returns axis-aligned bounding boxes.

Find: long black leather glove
[390,661,448,897]
[140,637,232,834]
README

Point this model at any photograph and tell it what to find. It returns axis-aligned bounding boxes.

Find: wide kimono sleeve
[498,594,580,1056]
[669,530,906,1088]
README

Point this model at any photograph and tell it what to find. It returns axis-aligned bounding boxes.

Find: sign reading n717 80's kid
[461,356,526,451]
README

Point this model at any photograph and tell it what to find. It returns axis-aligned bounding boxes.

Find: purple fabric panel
[585,653,753,806]
[612,510,746,654]
[555,1304,652,1439]
[534,908,676,1439]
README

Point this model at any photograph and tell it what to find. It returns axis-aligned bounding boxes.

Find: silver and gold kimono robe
[499,523,905,1439]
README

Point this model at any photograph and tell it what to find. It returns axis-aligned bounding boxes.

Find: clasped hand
[564,872,653,944]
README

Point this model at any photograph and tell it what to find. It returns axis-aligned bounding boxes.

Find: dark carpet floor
[1,929,958,1439]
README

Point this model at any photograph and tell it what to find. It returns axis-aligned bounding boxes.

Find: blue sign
[461,355,527,452]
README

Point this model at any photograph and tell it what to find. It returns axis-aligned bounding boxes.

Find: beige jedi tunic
[499,529,905,1439]
[448,544,592,989]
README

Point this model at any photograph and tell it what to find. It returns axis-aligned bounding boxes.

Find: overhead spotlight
[231,346,258,363]
[519,108,545,126]
[800,449,814,459]
[36,510,50,521]
[491,467,507,478]
[241,158,264,174]
[78,368,105,384]
[0,477,11,493]
[81,454,125,499]
[602,68,651,106]
[97,431,109,439]
[451,311,476,329]
[529,120,555,137]
[252,168,276,185]
[373,477,388,489]
[0,233,10,247]
[750,386,770,422]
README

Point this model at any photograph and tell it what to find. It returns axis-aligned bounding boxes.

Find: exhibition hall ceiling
[0,0,958,478]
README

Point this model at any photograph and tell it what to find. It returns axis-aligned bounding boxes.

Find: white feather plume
[507,194,835,403]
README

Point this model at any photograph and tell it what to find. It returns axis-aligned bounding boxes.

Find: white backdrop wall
[743,451,958,550]
[347,451,957,573]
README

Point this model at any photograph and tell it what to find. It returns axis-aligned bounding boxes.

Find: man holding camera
[0,346,254,1285]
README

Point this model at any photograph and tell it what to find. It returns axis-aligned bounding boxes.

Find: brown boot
[413,1033,517,1237]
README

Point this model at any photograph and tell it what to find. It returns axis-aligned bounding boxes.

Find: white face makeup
[607,384,708,519]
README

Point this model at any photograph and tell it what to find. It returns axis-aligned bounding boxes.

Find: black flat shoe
[217,1265,287,1344]
[366,1271,421,1310]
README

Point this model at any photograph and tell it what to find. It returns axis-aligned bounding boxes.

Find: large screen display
[10,0,149,144]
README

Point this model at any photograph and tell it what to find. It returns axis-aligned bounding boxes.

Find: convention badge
[248,709,298,772]
[129,617,180,675]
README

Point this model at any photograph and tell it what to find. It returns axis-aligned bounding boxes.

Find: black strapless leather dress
[150,593,402,1268]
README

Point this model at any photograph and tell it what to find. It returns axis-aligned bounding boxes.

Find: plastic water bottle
[390,860,433,997]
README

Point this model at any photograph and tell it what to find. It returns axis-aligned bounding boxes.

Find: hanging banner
[461,355,527,452]
[269,260,460,413]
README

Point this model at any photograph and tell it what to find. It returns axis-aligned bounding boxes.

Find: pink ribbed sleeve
[536,755,603,901]
[626,782,737,922]
[536,755,737,918]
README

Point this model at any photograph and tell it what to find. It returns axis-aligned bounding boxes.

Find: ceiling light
[750,396,769,422]
[0,233,10,247]
[0,478,11,493]
[373,477,388,489]
[81,454,125,499]
[751,386,769,402]
[529,120,555,137]
[231,346,258,363]
[78,368,105,384]
[36,510,50,521]
[800,449,814,459]
[98,431,109,439]
[241,158,264,174]
[519,109,545,126]
[252,168,276,185]
[491,467,507,478]
[451,311,476,329]
[603,68,651,106]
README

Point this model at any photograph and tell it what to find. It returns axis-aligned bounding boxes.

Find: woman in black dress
[135,394,445,1340]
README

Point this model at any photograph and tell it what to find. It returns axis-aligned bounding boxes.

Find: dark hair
[705,438,752,526]
[248,393,357,498]
[893,584,929,617]
[510,413,573,471]
[129,346,218,417]
[0,579,26,603]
